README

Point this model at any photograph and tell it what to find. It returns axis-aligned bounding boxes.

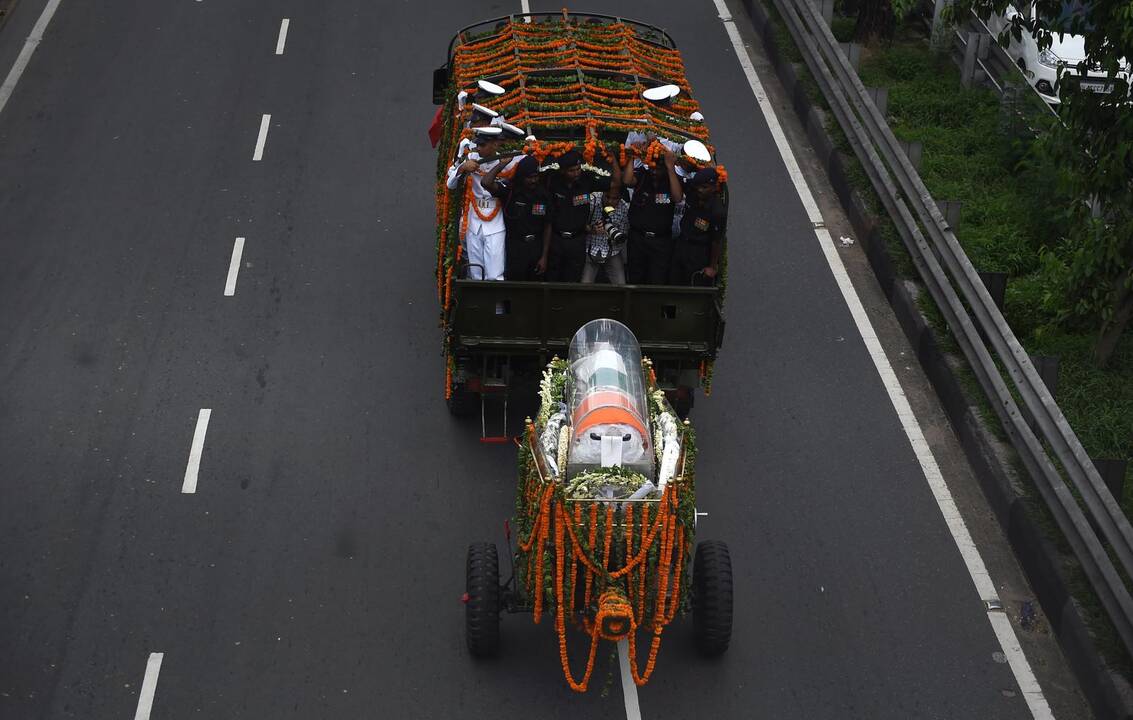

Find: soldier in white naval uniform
[445,126,523,281]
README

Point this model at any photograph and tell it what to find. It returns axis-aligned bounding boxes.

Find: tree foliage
[951,0,1133,365]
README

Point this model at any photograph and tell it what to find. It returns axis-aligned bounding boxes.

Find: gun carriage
[433,12,728,436]
[464,319,734,691]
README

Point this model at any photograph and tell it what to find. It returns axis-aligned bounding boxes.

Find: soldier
[445,126,522,281]
[546,150,591,282]
[451,103,501,164]
[621,146,683,284]
[670,167,726,286]
[482,155,550,280]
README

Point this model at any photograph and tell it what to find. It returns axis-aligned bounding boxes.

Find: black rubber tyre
[465,542,500,657]
[447,384,477,417]
[692,540,733,656]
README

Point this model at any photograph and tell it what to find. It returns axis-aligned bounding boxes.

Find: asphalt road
[0,0,1058,717]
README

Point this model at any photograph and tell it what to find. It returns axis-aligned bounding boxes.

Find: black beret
[515,155,540,178]
[556,150,582,168]
[688,167,718,186]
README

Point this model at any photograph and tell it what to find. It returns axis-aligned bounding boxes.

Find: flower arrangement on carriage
[463,319,733,691]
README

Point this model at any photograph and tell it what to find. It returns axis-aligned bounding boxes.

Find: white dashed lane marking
[275,19,290,55]
[224,237,245,296]
[0,0,66,116]
[132,653,164,720]
[182,409,212,494]
[253,114,272,161]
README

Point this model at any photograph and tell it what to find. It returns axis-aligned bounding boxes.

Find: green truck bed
[448,280,724,360]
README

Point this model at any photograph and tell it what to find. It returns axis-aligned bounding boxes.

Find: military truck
[432,11,727,437]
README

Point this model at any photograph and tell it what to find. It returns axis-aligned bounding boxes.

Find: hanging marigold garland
[512,359,697,692]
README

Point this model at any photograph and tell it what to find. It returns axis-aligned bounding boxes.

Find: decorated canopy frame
[443,11,712,145]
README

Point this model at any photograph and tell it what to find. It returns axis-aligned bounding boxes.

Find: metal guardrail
[945,8,1059,125]
[768,0,1133,656]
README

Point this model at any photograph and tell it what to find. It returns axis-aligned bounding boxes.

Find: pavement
[0,0,1090,718]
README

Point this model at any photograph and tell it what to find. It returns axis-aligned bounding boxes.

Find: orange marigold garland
[554,502,602,692]
[637,501,649,621]
[570,504,582,614]
[583,502,598,608]
[513,367,695,692]
[714,162,728,185]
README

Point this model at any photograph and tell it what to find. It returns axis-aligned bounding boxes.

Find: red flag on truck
[427,106,444,148]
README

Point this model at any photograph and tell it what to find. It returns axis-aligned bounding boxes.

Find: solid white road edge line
[617,639,643,720]
[275,18,290,55]
[182,409,212,494]
[710,0,1054,717]
[0,0,65,116]
[224,237,245,296]
[520,0,531,15]
[132,652,164,720]
[253,114,271,161]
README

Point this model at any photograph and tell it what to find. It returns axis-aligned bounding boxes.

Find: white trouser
[465,225,506,281]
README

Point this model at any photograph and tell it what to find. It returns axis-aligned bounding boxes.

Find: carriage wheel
[692,540,733,656]
[465,542,500,657]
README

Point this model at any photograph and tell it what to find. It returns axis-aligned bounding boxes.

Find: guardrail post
[865,86,888,116]
[1093,458,1129,503]
[975,271,1008,349]
[1028,354,1060,394]
[977,271,1007,311]
[939,199,963,230]
[815,0,834,25]
[898,140,923,171]
[961,32,989,87]
[931,0,954,50]
[838,42,862,71]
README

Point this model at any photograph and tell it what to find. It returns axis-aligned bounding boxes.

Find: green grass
[854,28,1133,502]
[858,41,1040,277]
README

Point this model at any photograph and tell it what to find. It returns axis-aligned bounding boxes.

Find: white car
[985,1,1129,105]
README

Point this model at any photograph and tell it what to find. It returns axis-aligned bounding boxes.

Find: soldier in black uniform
[621,146,683,284]
[670,167,726,286]
[546,150,591,282]
[482,155,550,280]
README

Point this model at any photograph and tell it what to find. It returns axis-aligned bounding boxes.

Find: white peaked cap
[642,84,681,101]
[473,126,504,139]
[682,139,711,162]
[477,79,506,95]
